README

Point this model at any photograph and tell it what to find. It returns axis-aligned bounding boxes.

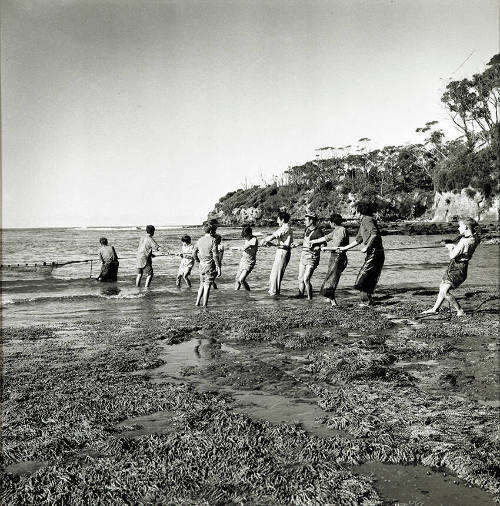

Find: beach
[2,227,499,504]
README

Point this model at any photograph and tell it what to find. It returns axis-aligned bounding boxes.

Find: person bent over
[193,223,221,307]
[136,225,161,288]
[97,237,119,282]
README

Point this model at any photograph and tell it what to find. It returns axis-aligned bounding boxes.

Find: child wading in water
[422,217,480,317]
[232,225,258,291]
[176,235,195,287]
[136,225,161,288]
[193,223,221,307]
[208,219,224,290]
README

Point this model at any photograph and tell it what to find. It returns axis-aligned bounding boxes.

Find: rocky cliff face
[432,190,499,222]
[209,190,499,226]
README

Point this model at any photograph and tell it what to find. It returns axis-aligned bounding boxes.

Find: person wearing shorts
[234,225,258,291]
[193,223,221,306]
[136,225,161,288]
[176,235,195,287]
[293,212,325,300]
[422,217,480,317]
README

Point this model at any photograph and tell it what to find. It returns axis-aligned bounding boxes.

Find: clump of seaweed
[2,326,58,342]
[3,296,499,503]
[2,406,383,505]
[385,338,454,359]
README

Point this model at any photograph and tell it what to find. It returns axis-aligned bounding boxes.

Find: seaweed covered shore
[2,287,499,505]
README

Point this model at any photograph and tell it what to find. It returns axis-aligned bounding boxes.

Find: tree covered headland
[210,55,499,224]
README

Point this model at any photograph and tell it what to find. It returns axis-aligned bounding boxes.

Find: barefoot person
[193,223,221,307]
[97,237,119,282]
[309,213,349,306]
[233,225,259,291]
[208,219,224,290]
[292,212,325,300]
[337,202,384,306]
[176,235,195,288]
[263,210,293,296]
[422,217,480,316]
[136,225,161,288]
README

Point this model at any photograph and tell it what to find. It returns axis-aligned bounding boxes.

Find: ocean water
[2,226,499,326]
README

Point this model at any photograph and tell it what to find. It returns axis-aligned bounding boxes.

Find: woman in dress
[309,213,349,306]
[337,202,384,306]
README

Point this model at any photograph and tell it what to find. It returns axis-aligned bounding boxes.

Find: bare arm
[193,246,200,264]
[212,240,221,270]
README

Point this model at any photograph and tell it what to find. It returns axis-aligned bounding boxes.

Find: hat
[304,211,317,219]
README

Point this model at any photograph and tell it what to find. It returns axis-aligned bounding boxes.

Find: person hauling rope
[97,237,119,282]
[233,225,259,291]
[193,222,221,307]
[422,217,481,317]
[309,213,349,307]
[262,210,294,296]
[292,212,325,300]
[337,202,385,306]
[136,225,161,288]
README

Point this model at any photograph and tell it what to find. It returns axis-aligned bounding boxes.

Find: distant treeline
[210,54,499,224]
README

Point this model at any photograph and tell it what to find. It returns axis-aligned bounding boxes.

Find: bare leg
[359,291,371,305]
[202,283,212,306]
[135,274,142,287]
[145,274,153,288]
[176,275,182,287]
[239,270,251,291]
[297,263,306,296]
[445,291,465,316]
[183,274,191,287]
[422,282,451,313]
[195,284,204,306]
[304,266,314,300]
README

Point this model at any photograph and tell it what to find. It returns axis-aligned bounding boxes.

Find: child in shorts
[422,217,480,317]
[176,235,195,287]
[233,225,258,291]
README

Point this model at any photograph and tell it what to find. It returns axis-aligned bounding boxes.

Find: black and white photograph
[1,0,499,504]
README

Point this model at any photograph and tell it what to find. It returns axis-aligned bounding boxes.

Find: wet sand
[1,286,499,505]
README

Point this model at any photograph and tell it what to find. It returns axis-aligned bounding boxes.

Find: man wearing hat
[292,211,325,299]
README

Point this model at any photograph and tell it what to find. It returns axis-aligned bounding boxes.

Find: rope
[1,241,495,270]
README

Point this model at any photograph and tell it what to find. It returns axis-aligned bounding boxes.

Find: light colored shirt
[99,245,118,264]
[179,244,195,268]
[325,226,349,249]
[270,223,293,247]
[450,235,478,261]
[136,235,160,268]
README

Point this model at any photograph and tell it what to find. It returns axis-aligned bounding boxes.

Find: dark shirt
[355,216,383,250]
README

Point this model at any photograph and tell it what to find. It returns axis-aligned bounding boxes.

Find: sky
[1,0,498,228]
